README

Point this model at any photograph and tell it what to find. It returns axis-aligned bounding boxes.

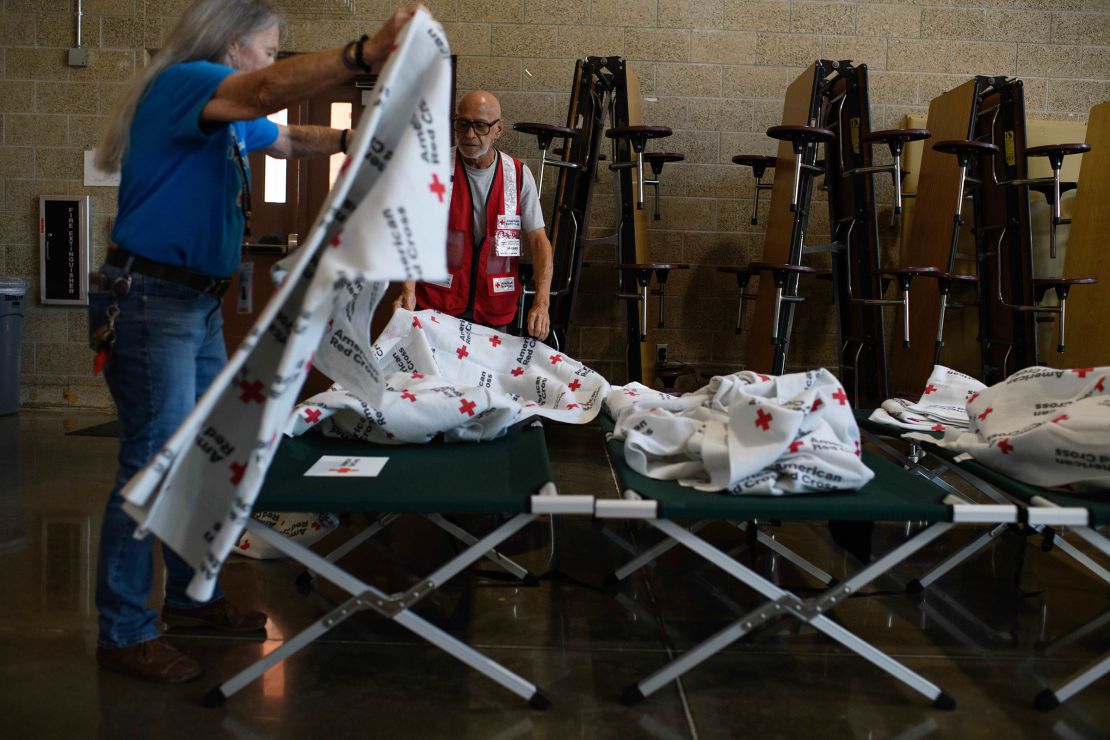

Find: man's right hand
[392,281,417,312]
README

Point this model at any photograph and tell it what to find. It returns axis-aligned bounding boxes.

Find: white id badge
[495,214,521,257]
[490,275,516,294]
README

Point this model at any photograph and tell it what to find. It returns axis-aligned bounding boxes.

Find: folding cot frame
[855,412,1110,710]
[202,420,595,710]
[593,414,1018,709]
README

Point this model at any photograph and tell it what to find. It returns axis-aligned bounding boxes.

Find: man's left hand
[527,303,550,340]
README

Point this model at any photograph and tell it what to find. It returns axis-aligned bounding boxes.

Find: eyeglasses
[452,117,500,136]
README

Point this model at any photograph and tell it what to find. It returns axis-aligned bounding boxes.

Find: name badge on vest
[489,274,516,294]
[494,214,521,257]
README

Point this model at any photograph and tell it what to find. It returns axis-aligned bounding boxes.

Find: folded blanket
[287,309,609,443]
[605,369,874,495]
[906,366,1110,491]
[869,365,985,432]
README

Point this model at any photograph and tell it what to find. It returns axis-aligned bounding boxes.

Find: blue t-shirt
[111,60,279,278]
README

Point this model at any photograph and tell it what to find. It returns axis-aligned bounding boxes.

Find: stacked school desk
[204,420,593,709]
[595,413,1017,708]
[856,411,1110,709]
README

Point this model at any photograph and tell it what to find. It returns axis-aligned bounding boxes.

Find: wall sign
[39,195,90,306]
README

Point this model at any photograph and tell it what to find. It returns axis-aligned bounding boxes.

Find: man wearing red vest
[396,90,553,339]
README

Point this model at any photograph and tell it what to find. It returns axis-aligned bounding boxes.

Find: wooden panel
[744,63,818,373]
[1057,101,1110,368]
[887,79,978,397]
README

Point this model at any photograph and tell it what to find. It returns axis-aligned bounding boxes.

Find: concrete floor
[1,409,1108,739]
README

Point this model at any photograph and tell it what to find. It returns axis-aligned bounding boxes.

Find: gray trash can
[0,278,28,415]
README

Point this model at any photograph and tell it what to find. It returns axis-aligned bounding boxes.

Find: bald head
[455,90,504,167]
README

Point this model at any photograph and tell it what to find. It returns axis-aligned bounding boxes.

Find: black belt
[106,249,232,299]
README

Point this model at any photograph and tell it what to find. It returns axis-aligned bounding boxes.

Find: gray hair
[96,0,285,171]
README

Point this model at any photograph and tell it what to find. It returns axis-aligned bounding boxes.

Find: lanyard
[230,126,253,241]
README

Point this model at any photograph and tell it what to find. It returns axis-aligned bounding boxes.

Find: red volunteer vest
[417,150,524,326]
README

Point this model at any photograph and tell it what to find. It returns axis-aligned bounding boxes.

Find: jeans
[90,264,227,648]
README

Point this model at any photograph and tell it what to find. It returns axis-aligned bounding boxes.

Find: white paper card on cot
[304,456,389,477]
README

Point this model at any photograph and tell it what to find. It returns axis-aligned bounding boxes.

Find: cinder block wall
[2,0,1107,408]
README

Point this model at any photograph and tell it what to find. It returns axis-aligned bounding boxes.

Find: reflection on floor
[1,410,1108,738]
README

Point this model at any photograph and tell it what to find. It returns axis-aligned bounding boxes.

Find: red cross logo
[832,388,848,406]
[430,315,439,323]
[240,540,250,551]
[811,398,823,412]
[996,438,1014,455]
[1097,377,1106,393]
[413,316,422,329]
[789,440,804,453]
[1072,368,1094,378]
[968,392,980,404]
[923,384,937,395]
[550,354,563,365]
[854,440,861,457]
[303,408,322,423]
[978,407,993,421]
[624,390,638,397]
[456,345,469,360]
[757,374,770,381]
[511,367,524,377]
[329,231,343,248]
[239,380,265,404]
[329,467,356,474]
[310,522,321,531]
[459,398,476,416]
[566,403,579,410]
[489,335,501,347]
[429,174,446,203]
[1052,414,1068,423]
[755,409,773,431]
[411,372,425,379]
[932,424,945,432]
[305,352,316,371]
[339,156,353,176]
[401,390,416,402]
[569,379,582,391]
[230,461,246,485]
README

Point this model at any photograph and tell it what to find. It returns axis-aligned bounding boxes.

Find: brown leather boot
[162,597,267,632]
[96,639,203,683]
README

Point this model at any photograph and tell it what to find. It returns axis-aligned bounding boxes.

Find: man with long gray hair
[90,0,425,683]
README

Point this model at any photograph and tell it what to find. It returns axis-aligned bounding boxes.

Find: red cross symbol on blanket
[459,398,477,416]
[789,440,804,453]
[854,440,861,457]
[456,345,469,360]
[757,373,770,381]
[329,231,343,248]
[566,403,579,410]
[489,336,501,347]
[832,388,848,406]
[569,379,582,391]
[413,316,422,329]
[411,372,425,379]
[968,392,980,404]
[978,407,994,421]
[932,423,945,432]
[430,315,439,323]
[755,409,773,431]
[811,398,823,412]
[401,390,417,402]
[239,380,265,404]
[1097,377,1106,393]
[996,438,1014,455]
[549,354,563,365]
[511,367,524,377]
[329,467,356,474]
[229,461,246,485]
[1052,414,1069,424]
[303,408,322,423]
[923,384,937,395]
[429,174,446,203]
[1072,368,1094,378]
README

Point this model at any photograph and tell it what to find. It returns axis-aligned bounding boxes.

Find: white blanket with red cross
[118,12,453,601]
[868,365,986,432]
[286,308,608,443]
[605,369,874,495]
[905,366,1110,491]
